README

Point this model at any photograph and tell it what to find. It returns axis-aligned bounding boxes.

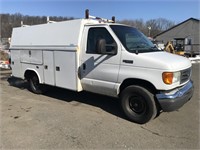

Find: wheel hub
[129,96,146,114]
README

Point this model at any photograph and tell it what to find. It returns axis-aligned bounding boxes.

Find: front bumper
[156,80,194,112]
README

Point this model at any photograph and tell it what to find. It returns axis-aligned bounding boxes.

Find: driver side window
[86,27,116,54]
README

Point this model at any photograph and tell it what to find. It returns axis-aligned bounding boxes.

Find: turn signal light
[162,72,173,85]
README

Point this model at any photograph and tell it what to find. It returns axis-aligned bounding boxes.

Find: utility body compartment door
[10,50,22,78]
[43,51,55,85]
[20,50,43,64]
[54,51,77,90]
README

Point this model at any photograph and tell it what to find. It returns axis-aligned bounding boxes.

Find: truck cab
[80,22,193,123]
[10,10,194,124]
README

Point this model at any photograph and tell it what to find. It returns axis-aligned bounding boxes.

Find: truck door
[80,26,121,96]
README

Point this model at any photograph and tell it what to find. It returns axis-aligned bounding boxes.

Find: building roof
[154,18,200,38]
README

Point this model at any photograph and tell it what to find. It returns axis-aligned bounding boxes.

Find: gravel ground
[0,64,199,149]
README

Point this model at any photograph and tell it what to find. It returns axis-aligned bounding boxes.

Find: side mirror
[97,39,117,55]
[97,39,106,54]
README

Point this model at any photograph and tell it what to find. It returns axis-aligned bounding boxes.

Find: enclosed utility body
[10,19,84,91]
[10,11,194,124]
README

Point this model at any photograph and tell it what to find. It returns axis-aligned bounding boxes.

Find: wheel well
[24,70,37,80]
[119,78,157,95]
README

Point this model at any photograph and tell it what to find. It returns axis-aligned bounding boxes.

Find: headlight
[162,71,181,85]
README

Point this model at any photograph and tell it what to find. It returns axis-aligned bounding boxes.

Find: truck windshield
[110,25,160,53]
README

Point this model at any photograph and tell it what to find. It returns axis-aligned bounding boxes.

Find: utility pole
[148,26,151,37]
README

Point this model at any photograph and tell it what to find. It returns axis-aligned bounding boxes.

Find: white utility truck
[10,10,194,124]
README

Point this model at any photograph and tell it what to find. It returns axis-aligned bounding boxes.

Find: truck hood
[133,51,192,71]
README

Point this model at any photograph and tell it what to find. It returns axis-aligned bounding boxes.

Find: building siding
[155,18,200,54]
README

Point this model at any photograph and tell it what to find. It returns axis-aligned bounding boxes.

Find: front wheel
[120,85,157,124]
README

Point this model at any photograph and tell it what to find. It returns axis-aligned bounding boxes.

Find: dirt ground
[0,64,199,149]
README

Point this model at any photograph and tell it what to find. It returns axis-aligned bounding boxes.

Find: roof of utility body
[10,19,118,50]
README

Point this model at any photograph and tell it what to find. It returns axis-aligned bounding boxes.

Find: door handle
[123,60,133,64]
[56,66,60,71]
[29,50,31,57]
[83,63,86,70]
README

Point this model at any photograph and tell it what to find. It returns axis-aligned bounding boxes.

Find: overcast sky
[0,0,199,23]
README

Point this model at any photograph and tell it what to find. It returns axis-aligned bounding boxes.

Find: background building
[154,18,200,55]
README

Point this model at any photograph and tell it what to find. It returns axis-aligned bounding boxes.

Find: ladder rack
[85,9,115,23]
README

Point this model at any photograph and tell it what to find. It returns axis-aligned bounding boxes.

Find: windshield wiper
[129,49,139,54]
[149,46,161,51]
[129,46,161,54]
[134,49,139,54]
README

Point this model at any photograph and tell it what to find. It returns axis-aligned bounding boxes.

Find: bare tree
[119,18,175,37]
[146,18,175,37]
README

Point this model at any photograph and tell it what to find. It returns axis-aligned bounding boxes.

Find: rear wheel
[29,73,43,94]
[120,85,157,124]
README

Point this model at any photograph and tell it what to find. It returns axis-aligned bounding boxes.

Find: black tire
[184,54,189,58]
[120,85,157,124]
[29,73,43,94]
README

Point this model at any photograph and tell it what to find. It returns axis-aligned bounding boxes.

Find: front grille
[180,68,191,84]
